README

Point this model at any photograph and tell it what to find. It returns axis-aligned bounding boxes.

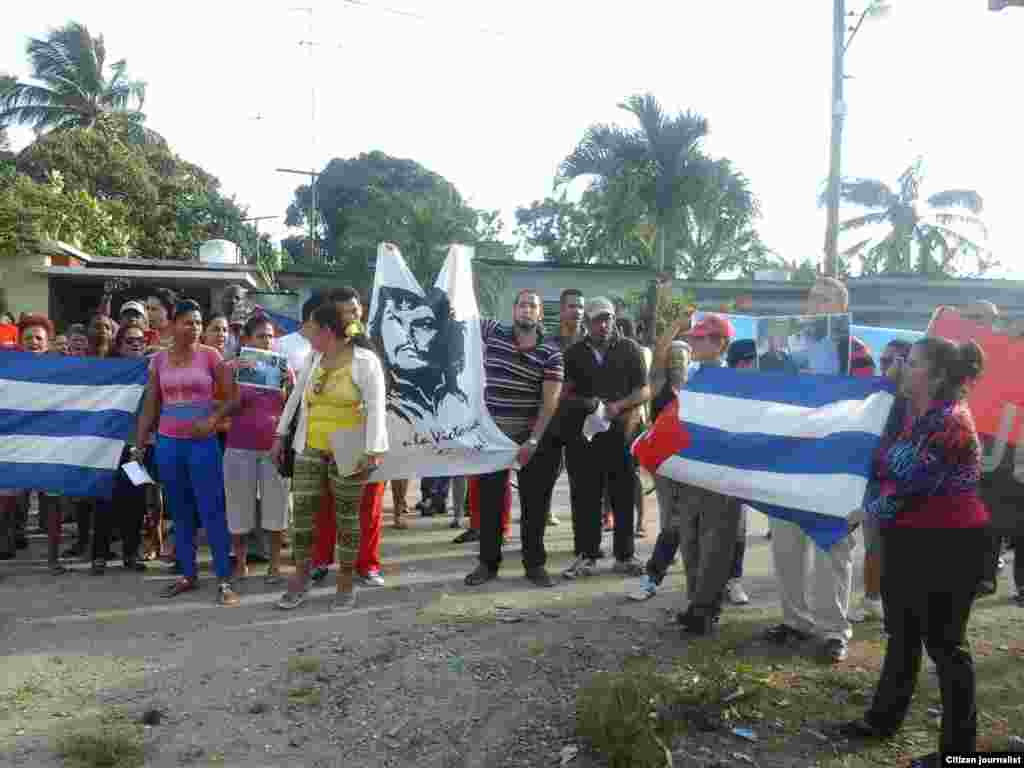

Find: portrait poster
[234,346,288,390]
[929,307,1024,534]
[367,243,518,481]
[754,313,852,375]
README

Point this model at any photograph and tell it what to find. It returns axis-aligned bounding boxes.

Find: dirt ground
[1,478,1022,768]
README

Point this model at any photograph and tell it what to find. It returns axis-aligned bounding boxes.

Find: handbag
[278,413,297,479]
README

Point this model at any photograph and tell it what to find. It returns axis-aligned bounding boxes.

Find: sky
[2,0,1022,277]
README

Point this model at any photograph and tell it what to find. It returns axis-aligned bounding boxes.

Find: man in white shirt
[273,294,323,374]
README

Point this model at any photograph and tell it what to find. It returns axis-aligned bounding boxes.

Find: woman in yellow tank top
[272,292,388,611]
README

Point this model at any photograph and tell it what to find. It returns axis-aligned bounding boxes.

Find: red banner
[930,307,1024,445]
[0,324,17,348]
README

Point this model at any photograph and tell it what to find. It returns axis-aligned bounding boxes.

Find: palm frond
[932,212,988,238]
[926,189,983,214]
[617,93,665,144]
[897,157,924,203]
[840,238,873,257]
[838,211,890,231]
[558,124,646,181]
[835,178,896,209]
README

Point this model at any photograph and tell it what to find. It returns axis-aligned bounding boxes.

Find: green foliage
[623,286,696,337]
[0,21,156,145]
[575,661,678,768]
[0,170,132,259]
[286,150,504,299]
[834,157,991,276]
[14,124,251,259]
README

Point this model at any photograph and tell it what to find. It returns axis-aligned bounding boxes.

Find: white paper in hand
[582,402,612,442]
[329,428,366,478]
[122,461,154,486]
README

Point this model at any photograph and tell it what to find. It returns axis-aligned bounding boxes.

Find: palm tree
[833,157,989,275]
[559,93,710,274]
[0,22,157,145]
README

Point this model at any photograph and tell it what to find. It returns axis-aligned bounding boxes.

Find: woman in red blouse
[831,336,987,768]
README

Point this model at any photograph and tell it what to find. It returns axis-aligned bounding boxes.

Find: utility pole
[823,0,847,278]
[241,215,280,263]
[276,168,322,260]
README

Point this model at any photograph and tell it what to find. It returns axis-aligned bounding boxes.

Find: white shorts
[223,448,290,534]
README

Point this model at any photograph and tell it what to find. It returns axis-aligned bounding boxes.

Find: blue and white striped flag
[656,367,896,550]
[0,353,149,498]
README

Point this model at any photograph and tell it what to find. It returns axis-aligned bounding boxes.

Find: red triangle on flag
[633,396,690,474]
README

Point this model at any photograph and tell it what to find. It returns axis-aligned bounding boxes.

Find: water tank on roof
[199,239,241,264]
[754,269,791,282]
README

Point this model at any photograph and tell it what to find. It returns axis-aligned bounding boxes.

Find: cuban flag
[0,353,149,498]
[638,367,896,550]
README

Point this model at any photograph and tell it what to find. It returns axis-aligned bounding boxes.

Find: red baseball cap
[686,314,735,340]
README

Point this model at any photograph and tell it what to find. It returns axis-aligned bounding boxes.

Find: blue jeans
[155,435,231,580]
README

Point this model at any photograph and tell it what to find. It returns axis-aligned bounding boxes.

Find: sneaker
[680,612,717,636]
[276,590,306,610]
[1014,589,1024,606]
[562,556,597,580]
[627,574,658,601]
[828,718,891,740]
[725,579,749,605]
[310,566,329,584]
[358,570,385,587]
[218,582,241,607]
[612,557,644,577]
[546,514,560,527]
[264,567,285,586]
[824,638,848,663]
[849,596,884,623]
[453,529,480,544]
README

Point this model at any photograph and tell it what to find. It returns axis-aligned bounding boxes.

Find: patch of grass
[286,685,321,707]
[524,638,547,657]
[56,715,144,768]
[1,678,46,711]
[576,658,677,768]
[287,655,321,676]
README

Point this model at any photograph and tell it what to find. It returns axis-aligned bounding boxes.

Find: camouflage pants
[291,450,363,569]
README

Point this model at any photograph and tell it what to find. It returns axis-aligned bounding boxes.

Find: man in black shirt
[561,297,651,579]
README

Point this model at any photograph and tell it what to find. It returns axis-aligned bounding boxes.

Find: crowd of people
[0,276,1020,767]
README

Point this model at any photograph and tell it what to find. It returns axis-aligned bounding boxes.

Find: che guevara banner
[366,243,518,481]
[929,307,1024,533]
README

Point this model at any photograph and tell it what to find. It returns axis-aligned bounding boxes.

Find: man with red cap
[631,313,745,634]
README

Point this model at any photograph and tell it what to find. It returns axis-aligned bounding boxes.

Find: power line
[340,0,509,38]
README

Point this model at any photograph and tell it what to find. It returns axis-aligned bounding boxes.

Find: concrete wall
[279,259,1024,333]
[0,249,52,318]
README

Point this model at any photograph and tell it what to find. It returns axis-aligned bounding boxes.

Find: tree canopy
[518,93,774,280]
[833,157,991,276]
[285,150,502,293]
[0,21,159,145]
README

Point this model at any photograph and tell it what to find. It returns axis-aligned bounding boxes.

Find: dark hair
[727,339,757,368]
[913,337,985,401]
[327,286,361,306]
[515,289,540,306]
[884,339,913,357]
[112,324,147,357]
[243,313,274,338]
[17,313,54,340]
[149,288,177,317]
[560,288,583,306]
[1,311,15,325]
[616,317,636,340]
[302,293,324,323]
[66,323,87,337]
[205,313,229,329]
[368,285,466,403]
[173,299,202,320]
[311,303,376,354]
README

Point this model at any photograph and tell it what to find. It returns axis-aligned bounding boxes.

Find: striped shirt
[482,319,564,441]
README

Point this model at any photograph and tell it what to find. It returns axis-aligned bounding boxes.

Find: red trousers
[313,481,384,574]
[469,475,512,535]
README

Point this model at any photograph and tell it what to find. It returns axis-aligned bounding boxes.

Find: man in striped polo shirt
[464,290,564,588]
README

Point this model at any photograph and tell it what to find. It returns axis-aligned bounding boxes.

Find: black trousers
[478,438,561,573]
[566,428,636,562]
[979,527,1003,584]
[866,526,986,754]
[91,469,146,563]
[545,431,588,542]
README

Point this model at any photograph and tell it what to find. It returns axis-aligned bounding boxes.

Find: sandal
[265,567,285,586]
[48,563,68,575]
[160,576,197,599]
[91,559,106,575]
[218,582,241,607]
